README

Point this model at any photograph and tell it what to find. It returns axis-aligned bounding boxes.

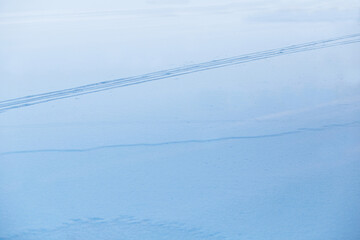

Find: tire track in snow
[0,33,360,113]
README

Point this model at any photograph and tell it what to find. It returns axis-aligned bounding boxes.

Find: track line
[1,33,359,113]
[1,120,358,157]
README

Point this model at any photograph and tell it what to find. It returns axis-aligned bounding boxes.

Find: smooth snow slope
[1,0,360,239]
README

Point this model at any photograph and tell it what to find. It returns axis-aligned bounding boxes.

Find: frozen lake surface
[1,0,360,239]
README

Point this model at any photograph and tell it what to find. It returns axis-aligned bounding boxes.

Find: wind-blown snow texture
[1,0,360,240]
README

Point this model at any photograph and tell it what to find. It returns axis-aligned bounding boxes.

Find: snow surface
[0,0,360,239]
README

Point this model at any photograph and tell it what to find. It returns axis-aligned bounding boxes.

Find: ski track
[0,33,360,113]
[1,120,359,157]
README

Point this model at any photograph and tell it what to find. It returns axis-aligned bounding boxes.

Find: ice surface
[1,0,360,239]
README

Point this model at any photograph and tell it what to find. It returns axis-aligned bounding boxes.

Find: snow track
[1,33,359,113]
